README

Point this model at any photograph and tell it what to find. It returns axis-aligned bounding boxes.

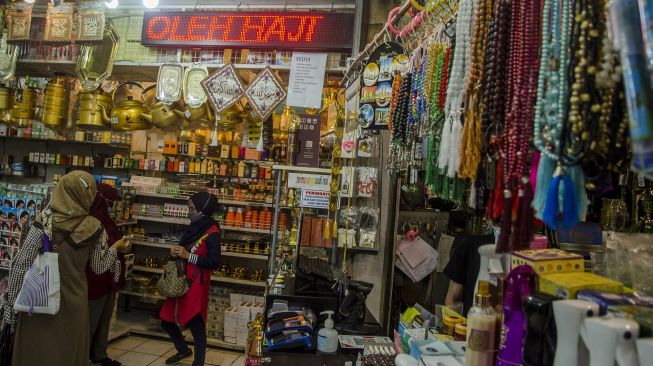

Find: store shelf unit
[131,240,269,260]
[132,266,266,287]
[0,135,131,148]
[132,215,190,225]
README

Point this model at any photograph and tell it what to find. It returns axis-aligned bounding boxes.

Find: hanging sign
[141,11,355,50]
[6,3,33,44]
[245,67,287,120]
[201,64,246,113]
[77,1,106,43]
[359,42,408,130]
[288,173,331,192]
[295,114,321,167]
[287,52,327,109]
[301,189,330,209]
[44,3,74,43]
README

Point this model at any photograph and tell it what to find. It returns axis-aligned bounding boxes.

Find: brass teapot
[110,82,151,131]
[76,88,112,130]
[141,84,182,131]
[11,86,36,127]
[173,102,214,128]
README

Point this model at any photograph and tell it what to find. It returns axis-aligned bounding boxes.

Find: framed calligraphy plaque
[201,64,245,114]
[245,67,287,120]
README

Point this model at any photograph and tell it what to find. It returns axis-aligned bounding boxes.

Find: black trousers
[160,313,206,366]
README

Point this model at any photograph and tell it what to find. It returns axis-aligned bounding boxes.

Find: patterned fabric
[2,225,119,329]
[15,265,50,311]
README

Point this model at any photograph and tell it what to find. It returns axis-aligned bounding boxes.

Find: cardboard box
[512,249,584,275]
[163,140,178,155]
[539,272,623,299]
[230,293,243,306]
[311,218,323,247]
[300,217,313,247]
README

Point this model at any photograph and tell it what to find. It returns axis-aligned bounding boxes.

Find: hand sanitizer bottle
[317,311,339,353]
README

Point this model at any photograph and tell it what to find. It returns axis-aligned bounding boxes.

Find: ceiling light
[105,0,119,9]
[24,0,35,4]
[142,0,159,9]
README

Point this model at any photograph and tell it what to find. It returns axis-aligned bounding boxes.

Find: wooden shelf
[132,266,266,287]
[16,59,345,81]
[271,164,332,174]
[132,240,268,260]
[0,135,130,148]
[118,289,165,300]
[132,215,190,225]
[134,191,190,200]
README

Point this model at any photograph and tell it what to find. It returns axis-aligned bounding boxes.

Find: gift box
[539,272,623,299]
[511,249,584,276]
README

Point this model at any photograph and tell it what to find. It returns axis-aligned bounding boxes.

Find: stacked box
[222,300,265,346]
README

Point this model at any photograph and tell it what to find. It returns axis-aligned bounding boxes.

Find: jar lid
[443,315,464,325]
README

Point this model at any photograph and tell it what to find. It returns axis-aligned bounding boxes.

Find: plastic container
[225,207,236,226]
[454,323,467,342]
[234,208,244,227]
[317,311,338,353]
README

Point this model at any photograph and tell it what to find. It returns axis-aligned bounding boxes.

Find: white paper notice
[287,52,327,108]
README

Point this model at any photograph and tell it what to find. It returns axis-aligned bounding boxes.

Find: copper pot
[43,77,68,126]
[76,89,112,130]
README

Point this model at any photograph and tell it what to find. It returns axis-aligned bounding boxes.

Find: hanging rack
[340,0,459,87]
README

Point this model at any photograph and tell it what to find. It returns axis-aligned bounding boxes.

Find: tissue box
[539,272,623,299]
[577,291,653,315]
[512,249,584,275]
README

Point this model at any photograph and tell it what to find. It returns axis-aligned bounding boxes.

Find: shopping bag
[0,323,14,366]
[13,234,60,315]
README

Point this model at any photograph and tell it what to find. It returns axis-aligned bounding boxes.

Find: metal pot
[11,87,36,126]
[110,82,151,131]
[42,77,68,126]
[141,84,182,131]
[76,89,112,130]
[0,86,13,123]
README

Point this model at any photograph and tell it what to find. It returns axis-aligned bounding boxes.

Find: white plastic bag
[14,237,60,316]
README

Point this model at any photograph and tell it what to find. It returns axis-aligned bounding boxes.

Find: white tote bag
[14,234,60,315]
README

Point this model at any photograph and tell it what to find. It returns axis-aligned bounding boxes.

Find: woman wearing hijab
[87,183,126,366]
[160,192,220,366]
[2,171,130,366]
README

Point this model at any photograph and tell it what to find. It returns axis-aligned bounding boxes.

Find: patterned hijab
[43,171,102,247]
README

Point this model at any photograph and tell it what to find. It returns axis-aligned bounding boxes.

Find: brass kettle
[173,102,215,128]
[76,88,112,130]
[141,84,182,131]
[111,82,151,131]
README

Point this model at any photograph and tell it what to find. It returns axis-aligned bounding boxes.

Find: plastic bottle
[317,311,338,353]
[225,207,236,226]
[234,208,244,227]
[496,265,534,366]
[465,281,497,366]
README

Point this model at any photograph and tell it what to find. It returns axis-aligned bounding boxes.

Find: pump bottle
[317,311,339,353]
[465,281,497,366]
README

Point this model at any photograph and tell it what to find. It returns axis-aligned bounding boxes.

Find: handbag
[156,234,208,298]
[0,323,14,366]
[13,233,60,315]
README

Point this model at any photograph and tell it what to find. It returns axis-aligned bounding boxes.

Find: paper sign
[295,114,321,167]
[288,173,331,192]
[301,189,329,209]
[287,52,327,108]
[245,66,287,120]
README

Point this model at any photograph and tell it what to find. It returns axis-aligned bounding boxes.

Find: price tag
[111,117,118,125]
[184,110,191,119]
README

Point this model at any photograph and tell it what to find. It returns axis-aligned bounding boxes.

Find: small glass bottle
[465,281,497,366]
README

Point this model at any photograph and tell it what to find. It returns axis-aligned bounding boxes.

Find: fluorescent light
[24,0,35,3]
[142,0,158,9]
[105,0,119,9]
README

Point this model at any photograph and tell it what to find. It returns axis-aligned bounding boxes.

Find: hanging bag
[156,234,207,299]
[13,232,61,316]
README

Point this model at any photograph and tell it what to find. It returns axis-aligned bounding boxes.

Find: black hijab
[180,192,219,246]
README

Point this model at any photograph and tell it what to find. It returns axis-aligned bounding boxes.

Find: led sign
[141,11,355,50]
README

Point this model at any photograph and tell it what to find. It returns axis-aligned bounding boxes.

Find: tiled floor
[107,336,245,366]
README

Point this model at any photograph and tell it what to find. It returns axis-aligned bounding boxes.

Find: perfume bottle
[466,281,497,366]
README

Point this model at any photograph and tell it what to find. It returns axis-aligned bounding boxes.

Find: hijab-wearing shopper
[87,183,127,366]
[2,171,130,366]
[160,192,221,366]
